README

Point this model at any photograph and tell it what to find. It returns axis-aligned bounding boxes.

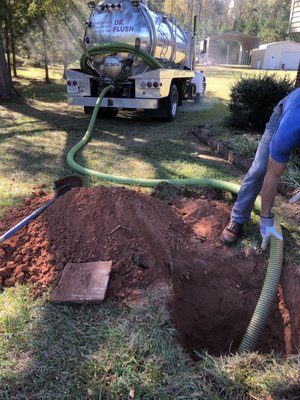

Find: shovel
[289,191,300,204]
[0,175,83,244]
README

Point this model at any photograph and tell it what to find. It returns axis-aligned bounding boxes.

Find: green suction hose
[67,81,283,354]
[80,42,164,75]
[238,215,283,353]
[66,86,247,192]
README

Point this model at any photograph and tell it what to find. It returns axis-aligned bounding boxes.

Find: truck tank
[84,0,193,81]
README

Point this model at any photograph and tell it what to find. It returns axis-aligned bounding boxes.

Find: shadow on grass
[270,384,300,400]
[86,129,240,181]
[1,286,300,399]
[1,90,239,191]
[0,98,89,186]
[0,291,123,399]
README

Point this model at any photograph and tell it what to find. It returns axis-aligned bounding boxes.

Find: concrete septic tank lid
[51,261,113,304]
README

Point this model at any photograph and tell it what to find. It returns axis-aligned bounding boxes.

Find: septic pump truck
[66,0,206,121]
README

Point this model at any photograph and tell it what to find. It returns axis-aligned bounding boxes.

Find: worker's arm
[259,156,286,249]
[259,90,300,249]
[261,156,287,217]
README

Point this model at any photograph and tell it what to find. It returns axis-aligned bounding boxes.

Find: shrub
[227,73,294,130]
[283,149,300,189]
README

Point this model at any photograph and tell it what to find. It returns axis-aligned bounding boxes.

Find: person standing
[221,87,300,249]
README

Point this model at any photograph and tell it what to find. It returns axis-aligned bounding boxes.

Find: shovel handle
[289,191,300,204]
[0,177,82,245]
[0,198,55,244]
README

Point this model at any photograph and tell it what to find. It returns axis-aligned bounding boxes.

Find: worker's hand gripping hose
[260,214,283,250]
[67,84,284,354]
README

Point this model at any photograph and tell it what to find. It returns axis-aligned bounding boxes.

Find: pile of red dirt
[0,185,300,356]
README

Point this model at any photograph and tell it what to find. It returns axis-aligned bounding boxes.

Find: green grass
[20,83,67,103]
[82,120,242,182]
[1,285,300,399]
[16,65,64,82]
[0,65,300,399]
[199,66,297,101]
[0,66,247,217]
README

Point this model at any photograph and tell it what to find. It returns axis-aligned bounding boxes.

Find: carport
[205,31,260,65]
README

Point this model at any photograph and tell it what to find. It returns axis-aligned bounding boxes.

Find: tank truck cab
[66,0,206,121]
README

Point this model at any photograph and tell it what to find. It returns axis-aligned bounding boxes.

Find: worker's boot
[221,220,243,245]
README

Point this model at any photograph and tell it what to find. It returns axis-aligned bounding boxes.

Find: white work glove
[260,214,283,250]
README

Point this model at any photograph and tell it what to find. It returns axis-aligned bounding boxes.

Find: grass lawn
[0,65,299,399]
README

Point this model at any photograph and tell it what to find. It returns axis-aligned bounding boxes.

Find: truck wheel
[166,84,179,122]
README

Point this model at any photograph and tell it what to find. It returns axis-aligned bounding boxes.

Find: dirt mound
[0,185,300,356]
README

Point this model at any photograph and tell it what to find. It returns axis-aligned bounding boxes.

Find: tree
[27,0,51,83]
[5,0,18,77]
[26,0,84,83]
[0,0,32,78]
[228,0,290,41]
[256,0,290,43]
[0,34,17,100]
[149,0,165,13]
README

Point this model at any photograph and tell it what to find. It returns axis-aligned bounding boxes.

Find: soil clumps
[0,185,299,356]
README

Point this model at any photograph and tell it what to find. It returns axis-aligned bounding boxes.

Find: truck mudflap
[191,71,205,104]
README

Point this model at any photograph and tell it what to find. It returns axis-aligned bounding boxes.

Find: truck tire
[157,84,179,122]
[166,84,179,122]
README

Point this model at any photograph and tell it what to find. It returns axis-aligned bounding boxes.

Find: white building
[251,41,300,70]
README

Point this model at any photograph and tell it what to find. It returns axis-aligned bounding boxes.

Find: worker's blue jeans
[231,102,283,224]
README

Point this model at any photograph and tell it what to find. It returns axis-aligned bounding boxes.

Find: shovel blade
[54,175,83,197]
[0,176,84,244]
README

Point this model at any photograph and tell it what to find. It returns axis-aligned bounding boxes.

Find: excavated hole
[0,185,300,356]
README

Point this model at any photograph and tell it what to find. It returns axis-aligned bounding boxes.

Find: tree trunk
[0,35,17,101]
[8,4,17,78]
[11,34,18,78]
[63,13,68,78]
[63,43,68,79]
[39,18,50,84]
[4,16,11,77]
